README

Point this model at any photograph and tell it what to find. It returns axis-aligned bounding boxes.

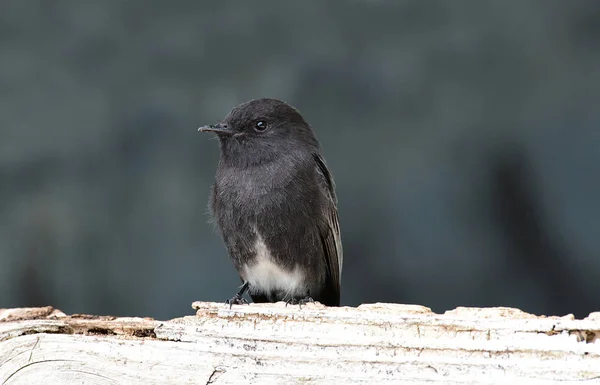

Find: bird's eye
[254,121,267,132]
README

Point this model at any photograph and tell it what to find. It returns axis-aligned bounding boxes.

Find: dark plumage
[198,98,342,306]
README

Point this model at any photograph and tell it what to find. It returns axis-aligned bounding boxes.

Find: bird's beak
[198,123,231,134]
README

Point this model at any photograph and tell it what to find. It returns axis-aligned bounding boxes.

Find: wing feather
[313,153,343,304]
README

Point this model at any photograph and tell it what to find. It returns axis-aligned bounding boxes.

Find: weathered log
[1,302,599,384]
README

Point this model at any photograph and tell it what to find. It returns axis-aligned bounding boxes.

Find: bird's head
[199,98,319,165]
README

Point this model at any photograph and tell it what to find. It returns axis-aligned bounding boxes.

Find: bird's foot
[225,282,250,309]
[285,296,315,309]
[225,294,248,309]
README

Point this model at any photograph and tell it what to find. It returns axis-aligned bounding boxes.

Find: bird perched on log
[198,98,342,307]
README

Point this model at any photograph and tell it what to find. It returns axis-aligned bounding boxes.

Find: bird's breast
[216,161,308,209]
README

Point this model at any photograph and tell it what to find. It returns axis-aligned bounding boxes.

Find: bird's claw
[225,294,248,309]
[285,296,315,309]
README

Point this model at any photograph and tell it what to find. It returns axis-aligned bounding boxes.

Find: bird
[198,98,342,307]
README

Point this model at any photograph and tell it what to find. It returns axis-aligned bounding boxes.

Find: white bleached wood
[1,303,599,385]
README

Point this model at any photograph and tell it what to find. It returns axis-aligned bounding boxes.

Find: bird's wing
[313,153,343,302]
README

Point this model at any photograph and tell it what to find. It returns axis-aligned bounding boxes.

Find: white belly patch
[242,233,305,300]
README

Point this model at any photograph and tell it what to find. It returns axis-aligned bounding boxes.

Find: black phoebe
[198,98,342,307]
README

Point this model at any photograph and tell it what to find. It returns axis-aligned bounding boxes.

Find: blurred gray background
[1,1,599,320]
